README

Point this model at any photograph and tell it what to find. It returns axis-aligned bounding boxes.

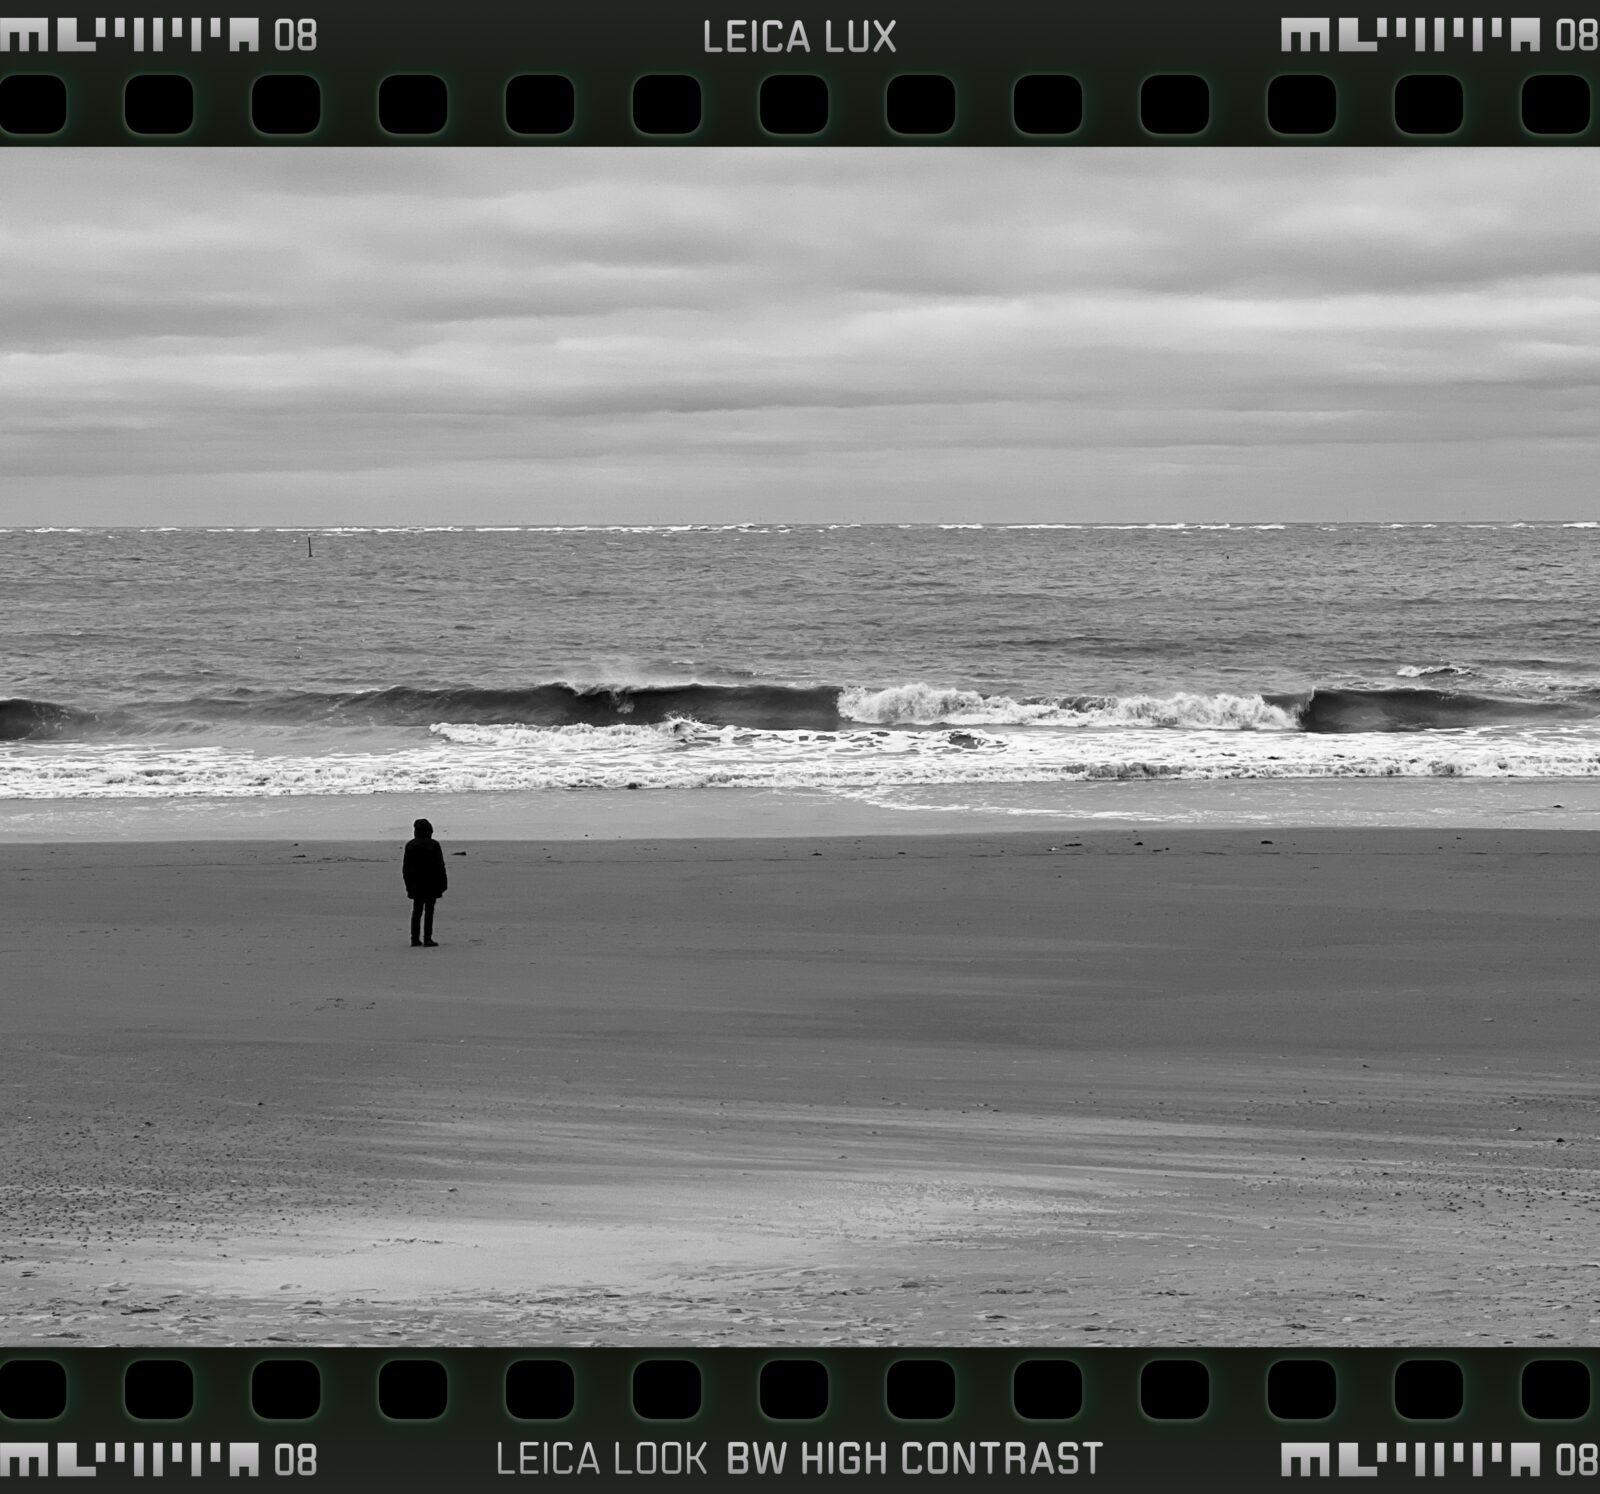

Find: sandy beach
[3,827,1598,1346]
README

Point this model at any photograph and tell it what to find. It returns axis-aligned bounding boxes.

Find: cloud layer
[3,150,1599,523]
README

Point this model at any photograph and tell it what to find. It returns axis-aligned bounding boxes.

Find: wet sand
[3,828,1598,1345]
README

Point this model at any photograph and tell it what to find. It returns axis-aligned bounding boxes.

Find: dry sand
[2,827,1598,1346]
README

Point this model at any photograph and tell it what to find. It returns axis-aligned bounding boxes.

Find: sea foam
[6,722,1600,799]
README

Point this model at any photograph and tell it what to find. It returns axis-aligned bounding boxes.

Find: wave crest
[838,684,1298,730]
[8,678,1600,743]
[1284,686,1591,733]
[0,697,113,741]
[1395,663,1471,679]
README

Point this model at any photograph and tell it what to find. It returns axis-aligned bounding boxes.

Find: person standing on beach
[403,817,448,947]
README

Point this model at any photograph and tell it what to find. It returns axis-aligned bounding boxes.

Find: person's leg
[422,899,436,944]
[411,899,423,945]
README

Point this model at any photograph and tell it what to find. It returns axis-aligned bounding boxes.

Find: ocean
[4,522,1600,827]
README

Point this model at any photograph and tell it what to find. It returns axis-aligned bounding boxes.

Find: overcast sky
[2,150,1598,525]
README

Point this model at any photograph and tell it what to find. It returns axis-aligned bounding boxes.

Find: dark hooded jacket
[403,825,448,900]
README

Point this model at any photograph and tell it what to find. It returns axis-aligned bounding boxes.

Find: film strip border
[2,2,1600,143]
[0,67,1596,143]
[3,67,1600,142]
[0,1349,1596,1489]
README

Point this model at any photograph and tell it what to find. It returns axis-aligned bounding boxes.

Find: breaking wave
[837,685,1299,729]
[4,679,1598,745]
[1273,686,1596,733]
[1,684,845,738]
[0,697,123,742]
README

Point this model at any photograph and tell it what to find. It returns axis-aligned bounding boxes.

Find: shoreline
[6,826,1599,1345]
[3,776,1600,843]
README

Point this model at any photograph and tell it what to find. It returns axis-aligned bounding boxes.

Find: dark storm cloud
[2,150,1599,522]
